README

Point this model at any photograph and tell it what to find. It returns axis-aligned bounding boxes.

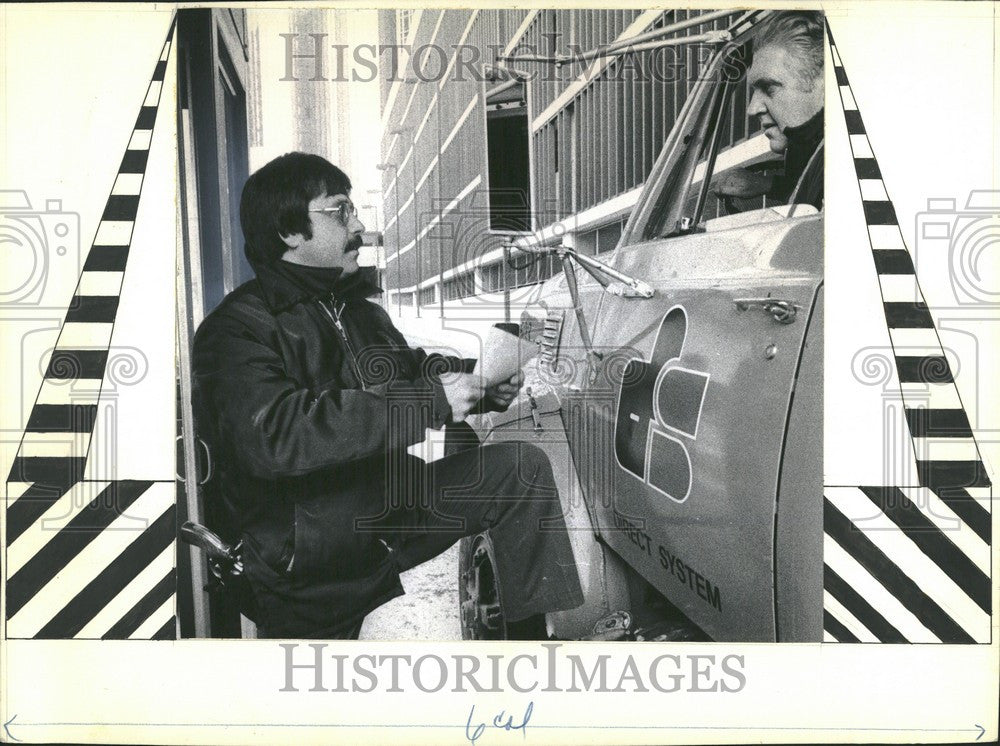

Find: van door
[561,20,824,639]
[564,213,822,641]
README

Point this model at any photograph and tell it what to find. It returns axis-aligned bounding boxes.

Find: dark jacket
[192,260,464,638]
[773,108,824,210]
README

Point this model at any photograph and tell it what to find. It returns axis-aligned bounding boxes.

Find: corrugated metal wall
[530,9,755,223]
[378,9,758,300]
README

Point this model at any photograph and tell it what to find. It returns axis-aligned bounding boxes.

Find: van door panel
[564,215,822,640]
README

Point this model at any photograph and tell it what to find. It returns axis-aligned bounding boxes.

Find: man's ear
[280,231,304,249]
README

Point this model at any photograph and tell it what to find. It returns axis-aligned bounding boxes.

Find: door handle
[176,435,214,485]
[733,297,798,324]
[196,436,213,485]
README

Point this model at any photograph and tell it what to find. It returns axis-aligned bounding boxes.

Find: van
[459,14,823,642]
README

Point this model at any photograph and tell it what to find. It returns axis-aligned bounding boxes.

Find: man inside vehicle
[192,152,584,639]
[712,10,824,210]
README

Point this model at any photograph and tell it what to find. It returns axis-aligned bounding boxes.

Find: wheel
[458,533,506,640]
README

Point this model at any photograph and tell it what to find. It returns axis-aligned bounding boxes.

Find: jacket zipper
[318,294,368,391]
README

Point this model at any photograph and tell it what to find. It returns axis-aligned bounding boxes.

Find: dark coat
[192,261,461,638]
[774,108,824,210]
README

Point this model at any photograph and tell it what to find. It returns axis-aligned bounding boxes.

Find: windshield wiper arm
[512,241,655,299]
[566,246,656,298]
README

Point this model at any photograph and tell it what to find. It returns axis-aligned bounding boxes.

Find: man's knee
[519,442,555,483]
[483,441,556,493]
[480,441,555,489]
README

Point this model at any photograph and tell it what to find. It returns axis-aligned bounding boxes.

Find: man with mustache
[192,152,583,639]
[712,11,824,210]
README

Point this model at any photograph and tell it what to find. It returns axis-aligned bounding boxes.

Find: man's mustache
[345,234,364,253]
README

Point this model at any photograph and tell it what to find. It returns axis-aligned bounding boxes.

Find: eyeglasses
[309,200,358,226]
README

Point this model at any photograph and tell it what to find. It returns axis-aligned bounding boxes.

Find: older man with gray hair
[713,10,825,209]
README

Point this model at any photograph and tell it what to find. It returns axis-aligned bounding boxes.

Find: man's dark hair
[755,11,824,90]
[239,152,352,265]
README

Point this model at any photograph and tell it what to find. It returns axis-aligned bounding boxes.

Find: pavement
[359,542,462,640]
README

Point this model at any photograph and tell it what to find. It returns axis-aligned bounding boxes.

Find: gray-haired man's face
[747,45,824,154]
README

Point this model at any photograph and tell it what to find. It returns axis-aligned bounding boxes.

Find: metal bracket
[585,610,635,641]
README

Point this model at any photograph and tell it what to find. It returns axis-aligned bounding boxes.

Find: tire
[457,532,507,640]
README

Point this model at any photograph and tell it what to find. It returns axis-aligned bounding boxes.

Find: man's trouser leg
[379,441,584,623]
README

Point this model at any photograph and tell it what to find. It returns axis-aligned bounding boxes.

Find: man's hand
[710,167,774,199]
[484,371,524,411]
[442,373,486,423]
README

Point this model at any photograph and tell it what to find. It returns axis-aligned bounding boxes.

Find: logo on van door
[614,306,709,503]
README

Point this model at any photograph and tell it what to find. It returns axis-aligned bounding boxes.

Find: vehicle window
[678,40,783,225]
[643,28,823,240]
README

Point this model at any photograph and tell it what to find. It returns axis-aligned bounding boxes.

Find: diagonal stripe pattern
[823,487,990,643]
[823,26,991,644]
[4,17,178,641]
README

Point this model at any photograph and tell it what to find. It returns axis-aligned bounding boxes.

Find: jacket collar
[784,109,824,158]
[252,259,383,311]
[781,108,824,190]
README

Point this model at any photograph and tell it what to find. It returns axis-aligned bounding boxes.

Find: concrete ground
[358,542,461,640]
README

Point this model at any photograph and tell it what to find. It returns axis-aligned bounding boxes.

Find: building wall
[291,10,332,157]
[377,9,757,309]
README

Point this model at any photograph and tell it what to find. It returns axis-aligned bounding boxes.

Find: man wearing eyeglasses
[192,152,583,640]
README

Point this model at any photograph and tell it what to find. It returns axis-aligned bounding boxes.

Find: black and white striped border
[823,25,991,644]
[828,27,989,493]
[823,486,990,643]
[4,18,177,640]
[5,481,177,639]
